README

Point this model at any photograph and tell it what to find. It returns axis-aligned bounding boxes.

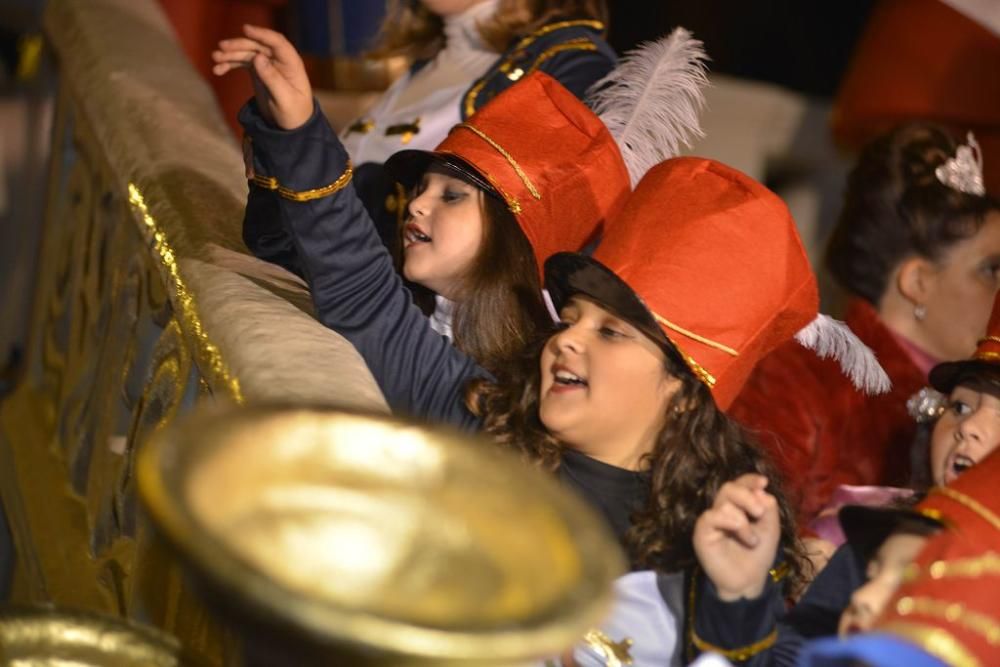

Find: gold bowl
[137,406,624,664]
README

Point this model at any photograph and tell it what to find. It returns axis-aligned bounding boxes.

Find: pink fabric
[808,484,916,546]
[889,330,940,378]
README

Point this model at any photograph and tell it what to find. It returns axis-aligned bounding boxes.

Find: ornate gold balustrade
[0,0,387,661]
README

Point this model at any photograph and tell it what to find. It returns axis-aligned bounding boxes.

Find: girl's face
[918,212,1000,361]
[402,168,485,299]
[838,531,930,637]
[929,383,1000,487]
[538,296,680,470]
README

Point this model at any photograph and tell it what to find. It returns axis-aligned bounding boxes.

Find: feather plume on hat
[795,314,891,395]
[587,27,709,186]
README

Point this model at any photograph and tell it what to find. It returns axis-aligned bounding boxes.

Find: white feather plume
[795,314,892,395]
[587,27,709,186]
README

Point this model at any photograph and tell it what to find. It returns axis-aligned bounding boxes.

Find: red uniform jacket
[727,299,927,526]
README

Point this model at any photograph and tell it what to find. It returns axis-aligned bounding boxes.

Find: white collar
[441,0,500,56]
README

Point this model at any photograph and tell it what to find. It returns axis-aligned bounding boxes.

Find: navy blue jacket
[241,100,489,428]
[690,544,866,665]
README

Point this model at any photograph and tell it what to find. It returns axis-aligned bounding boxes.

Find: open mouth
[951,453,975,477]
[553,367,588,388]
[404,223,431,245]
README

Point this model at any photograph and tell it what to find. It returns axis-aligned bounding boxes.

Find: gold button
[507,67,525,81]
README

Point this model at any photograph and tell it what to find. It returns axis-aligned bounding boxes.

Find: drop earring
[914,304,927,321]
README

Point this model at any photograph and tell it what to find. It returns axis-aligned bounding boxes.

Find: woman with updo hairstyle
[729,122,1000,534]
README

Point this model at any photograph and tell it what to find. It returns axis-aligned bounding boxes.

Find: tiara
[935,132,985,196]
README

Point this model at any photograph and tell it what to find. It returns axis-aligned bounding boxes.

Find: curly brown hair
[465,330,809,588]
[371,0,608,61]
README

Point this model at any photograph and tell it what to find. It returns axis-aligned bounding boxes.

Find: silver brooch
[935,132,985,196]
[907,386,946,423]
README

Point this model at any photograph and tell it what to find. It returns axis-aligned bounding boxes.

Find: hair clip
[907,386,946,423]
[935,132,985,196]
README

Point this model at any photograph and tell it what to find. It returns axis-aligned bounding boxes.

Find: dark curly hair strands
[466,333,808,589]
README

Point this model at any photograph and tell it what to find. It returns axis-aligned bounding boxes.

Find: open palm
[212,24,313,130]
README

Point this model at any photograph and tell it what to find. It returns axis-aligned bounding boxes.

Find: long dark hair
[465,329,808,588]
[447,193,551,374]
[826,122,1000,305]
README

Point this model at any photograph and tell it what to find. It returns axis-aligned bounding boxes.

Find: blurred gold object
[0,606,193,666]
[138,406,625,665]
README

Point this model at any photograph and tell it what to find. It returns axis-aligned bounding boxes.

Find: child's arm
[688,474,787,665]
[216,27,490,428]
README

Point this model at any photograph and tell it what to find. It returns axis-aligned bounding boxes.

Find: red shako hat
[386,72,631,276]
[544,157,822,410]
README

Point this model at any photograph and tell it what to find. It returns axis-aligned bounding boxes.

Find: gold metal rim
[137,405,624,660]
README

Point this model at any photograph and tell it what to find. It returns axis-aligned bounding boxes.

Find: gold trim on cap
[651,312,739,357]
[880,621,981,667]
[978,335,1000,346]
[929,486,1000,532]
[974,349,1000,362]
[251,162,353,202]
[453,123,541,201]
[896,596,1000,645]
[905,552,1000,584]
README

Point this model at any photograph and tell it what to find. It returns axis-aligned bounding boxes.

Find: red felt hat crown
[930,291,1000,392]
[876,450,1000,666]
[386,72,631,276]
[545,157,819,410]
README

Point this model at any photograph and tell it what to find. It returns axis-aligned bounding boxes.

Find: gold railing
[0,0,387,661]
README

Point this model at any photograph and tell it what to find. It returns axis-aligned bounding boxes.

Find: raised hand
[212,24,313,130]
[693,473,781,601]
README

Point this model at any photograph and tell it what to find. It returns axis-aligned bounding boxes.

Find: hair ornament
[935,132,985,196]
[907,386,946,423]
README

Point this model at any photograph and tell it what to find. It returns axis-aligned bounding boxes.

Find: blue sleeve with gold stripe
[239,99,490,429]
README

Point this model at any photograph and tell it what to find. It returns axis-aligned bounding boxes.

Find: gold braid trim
[453,123,541,200]
[896,596,1000,645]
[690,627,778,662]
[974,350,1000,362]
[512,19,605,49]
[127,183,243,403]
[879,621,981,667]
[652,312,739,357]
[686,569,778,662]
[929,486,1000,532]
[977,335,1000,346]
[463,19,605,116]
[251,161,353,202]
[527,38,598,75]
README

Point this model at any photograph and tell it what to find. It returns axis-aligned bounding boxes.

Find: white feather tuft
[587,27,709,186]
[795,314,892,395]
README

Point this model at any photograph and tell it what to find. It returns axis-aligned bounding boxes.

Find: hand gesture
[212,24,313,130]
[693,473,781,601]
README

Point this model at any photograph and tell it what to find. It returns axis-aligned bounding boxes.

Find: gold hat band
[453,123,541,201]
